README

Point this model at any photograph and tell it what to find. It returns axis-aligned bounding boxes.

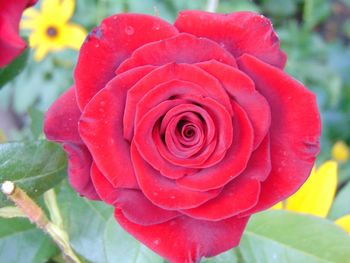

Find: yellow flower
[332,141,349,163]
[272,161,350,234]
[21,0,87,61]
[0,129,7,143]
[335,215,350,234]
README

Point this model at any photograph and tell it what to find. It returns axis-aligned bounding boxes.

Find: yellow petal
[60,23,87,50]
[0,129,7,143]
[285,161,338,218]
[34,44,50,61]
[271,202,283,210]
[335,215,350,234]
[23,8,40,19]
[21,19,40,30]
[332,141,349,163]
[42,0,75,23]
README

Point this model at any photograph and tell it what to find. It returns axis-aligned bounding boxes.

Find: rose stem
[1,181,81,263]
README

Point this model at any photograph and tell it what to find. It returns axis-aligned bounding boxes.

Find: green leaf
[0,140,67,207]
[0,217,58,263]
[0,47,29,89]
[303,0,331,30]
[28,107,44,139]
[329,182,350,220]
[57,181,113,263]
[58,181,163,263]
[203,249,240,263]
[239,210,350,263]
[103,216,163,263]
[262,0,297,17]
[217,0,260,13]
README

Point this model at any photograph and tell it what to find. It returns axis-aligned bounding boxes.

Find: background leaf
[57,181,113,263]
[0,47,29,89]
[0,217,58,263]
[0,140,66,207]
[57,181,164,263]
[239,210,350,263]
[103,216,163,263]
[329,181,350,220]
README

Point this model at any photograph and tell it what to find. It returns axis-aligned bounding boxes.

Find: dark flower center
[46,26,58,38]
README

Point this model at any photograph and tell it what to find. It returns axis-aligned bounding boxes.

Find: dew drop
[153,239,160,245]
[125,26,135,35]
[153,23,160,30]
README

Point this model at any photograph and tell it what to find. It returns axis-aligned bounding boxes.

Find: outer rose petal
[174,10,286,69]
[0,0,37,67]
[63,143,100,200]
[115,209,250,263]
[181,177,260,221]
[91,164,180,225]
[237,54,321,213]
[116,33,237,74]
[79,66,155,189]
[74,13,178,110]
[44,86,82,144]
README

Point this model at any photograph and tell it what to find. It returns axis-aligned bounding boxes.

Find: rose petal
[134,99,200,179]
[196,60,271,149]
[176,101,254,191]
[135,79,208,126]
[136,93,233,172]
[63,143,100,200]
[124,63,232,141]
[79,66,155,189]
[75,13,178,109]
[242,135,271,182]
[0,0,35,67]
[90,162,119,204]
[91,164,179,225]
[174,10,286,69]
[237,54,321,213]
[181,177,260,221]
[151,104,217,168]
[44,86,82,144]
[116,33,237,74]
[115,209,250,263]
[131,143,222,210]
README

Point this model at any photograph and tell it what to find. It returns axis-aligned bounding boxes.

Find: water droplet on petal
[125,26,135,35]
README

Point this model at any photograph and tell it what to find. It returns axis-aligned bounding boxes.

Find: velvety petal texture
[44,10,321,263]
[0,0,38,67]
[174,10,287,69]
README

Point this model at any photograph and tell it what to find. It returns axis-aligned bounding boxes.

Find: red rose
[0,0,37,67]
[44,11,321,262]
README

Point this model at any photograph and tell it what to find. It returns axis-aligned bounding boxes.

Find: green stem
[1,181,81,263]
[44,189,63,228]
[206,0,219,12]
